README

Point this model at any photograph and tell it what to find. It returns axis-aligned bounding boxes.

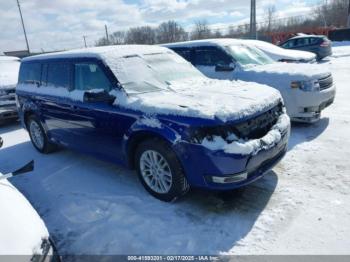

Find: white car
[240,39,316,63]
[165,39,336,123]
[0,142,54,260]
[0,56,20,123]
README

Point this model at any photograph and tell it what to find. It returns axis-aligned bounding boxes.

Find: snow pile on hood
[111,78,282,122]
[0,179,49,255]
[246,62,330,81]
[202,113,290,155]
[0,56,20,88]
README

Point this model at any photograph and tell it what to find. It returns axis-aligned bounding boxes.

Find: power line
[16,0,30,53]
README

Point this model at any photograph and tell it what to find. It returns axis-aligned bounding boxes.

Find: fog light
[212,172,248,184]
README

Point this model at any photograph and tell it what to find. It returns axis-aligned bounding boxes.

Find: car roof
[288,35,325,40]
[163,38,245,48]
[22,45,171,63]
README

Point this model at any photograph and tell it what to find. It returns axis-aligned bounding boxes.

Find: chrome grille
[319,74,333,91]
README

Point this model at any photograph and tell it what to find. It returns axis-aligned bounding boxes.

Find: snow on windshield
[105,52,203,94]
[225,45,274,67]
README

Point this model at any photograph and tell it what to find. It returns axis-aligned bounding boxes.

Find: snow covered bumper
[291,83,336,123]
[0,104,18,123]
[0,88,18,123]
[174,113,290,190]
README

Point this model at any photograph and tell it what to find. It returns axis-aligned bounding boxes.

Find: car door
[37,61,77,144]
[295,37,310,52]
[193,46,234,80]
[68,59,133,163]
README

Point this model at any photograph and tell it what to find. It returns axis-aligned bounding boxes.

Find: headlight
[291,80,320,92]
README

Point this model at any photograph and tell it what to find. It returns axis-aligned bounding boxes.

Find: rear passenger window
[295,38,309,47]
[74,63,112,91]
[195,47,231,66]
[310,38,320,45]
[19,63,41,84]
[47,63,70,88]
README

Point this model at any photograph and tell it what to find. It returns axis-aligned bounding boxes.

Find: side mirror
[83,90,116,105]
[215,63,235,72]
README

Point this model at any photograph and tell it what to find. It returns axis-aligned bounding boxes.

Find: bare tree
[110,31,126,45]
[126,26,157,44]
[190,20,212,40]
[314,0,349,28]
[95,37,109,46]
[157,21,188,43]
[266,5,276,33]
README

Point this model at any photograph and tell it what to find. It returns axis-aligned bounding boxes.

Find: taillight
[320,41,329,47]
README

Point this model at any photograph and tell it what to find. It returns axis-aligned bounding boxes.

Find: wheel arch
[126,130,175,169]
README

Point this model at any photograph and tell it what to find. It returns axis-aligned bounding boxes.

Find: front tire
[135,138,189,202]
[27,115,56,154]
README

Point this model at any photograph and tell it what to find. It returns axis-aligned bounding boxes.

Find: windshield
[110,52,203,94]
[225,45,274,67]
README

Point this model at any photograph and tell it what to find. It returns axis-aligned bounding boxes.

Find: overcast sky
[0,0,320,53]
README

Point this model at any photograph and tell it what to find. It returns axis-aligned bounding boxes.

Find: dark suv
[280,35,332,60]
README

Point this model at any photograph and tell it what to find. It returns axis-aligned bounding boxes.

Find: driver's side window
[194,47,231,66]
[74,63,112,92]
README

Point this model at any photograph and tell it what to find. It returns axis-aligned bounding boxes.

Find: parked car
[0,137,55,260]
[0,56,20,124]
[16,45,290,201]
[279,35,332,60]
[241,39,316,63]
[164,39,336,123]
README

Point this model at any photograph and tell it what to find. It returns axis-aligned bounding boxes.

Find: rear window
[47,62,70,88]
[18,63,41,84]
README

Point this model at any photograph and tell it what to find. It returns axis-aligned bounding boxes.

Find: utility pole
[83,35,87,48]
[16,0,30,53]
[105,24,109,45]
[250,0,257,39]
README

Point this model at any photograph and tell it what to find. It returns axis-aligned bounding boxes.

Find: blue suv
[16,45,290,201]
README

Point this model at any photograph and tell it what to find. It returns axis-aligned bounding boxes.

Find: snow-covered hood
[113,78,282,123]
[275,49,316,61]
[245,62,330,81]
[0,180,49,255]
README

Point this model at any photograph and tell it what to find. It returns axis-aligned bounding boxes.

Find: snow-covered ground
[1,44,350,255]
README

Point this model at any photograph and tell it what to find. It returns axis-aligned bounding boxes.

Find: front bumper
[290,85,336,123]
[0,105,18,122]
[174,114,290,190]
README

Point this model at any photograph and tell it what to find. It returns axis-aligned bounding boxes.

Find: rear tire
[27,115,57,154]
[135,138,189,202]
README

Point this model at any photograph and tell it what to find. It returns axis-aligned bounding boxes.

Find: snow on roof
[288,34,325,40]
[23,45,172,62]
[0,56,20,62]
[163,38,245,48]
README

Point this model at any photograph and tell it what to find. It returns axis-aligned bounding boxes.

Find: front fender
[122,117,183,167]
